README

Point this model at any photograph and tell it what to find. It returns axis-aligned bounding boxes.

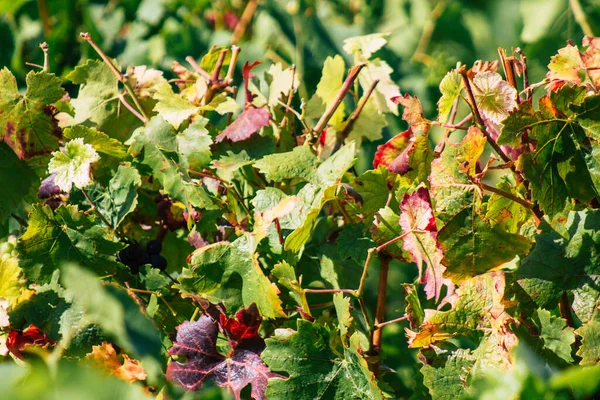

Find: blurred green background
[1,0,599,398]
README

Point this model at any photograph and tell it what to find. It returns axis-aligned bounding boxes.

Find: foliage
[4,1,600,399]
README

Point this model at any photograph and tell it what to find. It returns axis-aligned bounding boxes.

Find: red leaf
[167,314,280,399]
[399,187,446,301]
[242,61,261,104]
[373,128,416,175]
[391,94,431,134]
[219,303,262,345]
[7,324,54,360]
[215,107,271,143]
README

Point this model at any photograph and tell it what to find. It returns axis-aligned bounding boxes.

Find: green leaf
[182,241,285,319]
[67,60,143,141]
[63,125,127,158]
[346,96,387,146]
[337,224,375,265]
[267,63,299,107]
[484,175,531,234]
[61,263,163,382]
[305,55,346,128]
[97,164,141,229]
[129,116,214,210]
[516,210,600,322]
[403,283,424,328]
[18,205,123,284]
[346,167,393,225]
[272,261,309,314]
[175,117,212,170]
[48,138,100,192]
[152,81,199,129]
[420,346,476,400]
[0,68,64,159]
[532,308,575,363]
[437,70,463,123]
[0,143,37,221]
[262,320,384,399]
[333,293,352,340]
[576,321,600,365]
[254,145,318,183]
[438,204,532,283]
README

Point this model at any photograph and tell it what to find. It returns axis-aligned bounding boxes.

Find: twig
[412,1,447,65]
[274,218,284,245]
[475,181,534,210]
[81,188,114,232]
[313,63,366,136]
[374,315,408,329]
[187,169,231,185]
[211,49,228,82]
[304,288,357,294]
[277,99,310,132]
[559,292,575,328]
[570,0,594,36]
[185,56,213,81]
[40,42,49,72]
[80,32,149,122]
[279,65,296,130]
[225,45,241,83]
[498,48,518,92]
[458,66,513,165]
[36,0,51,36]
[25,62,44,69]
[515,48,531,100]
[333,79,379,152]
[119,94,148,124]
[371,254,390,373]
[231,0,258,45]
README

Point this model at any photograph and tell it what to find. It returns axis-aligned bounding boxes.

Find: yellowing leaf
[86,342,147,383]
[48,138,100,192]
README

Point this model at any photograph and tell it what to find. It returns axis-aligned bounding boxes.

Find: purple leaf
[215,107,271,143]
[167,314,281,399]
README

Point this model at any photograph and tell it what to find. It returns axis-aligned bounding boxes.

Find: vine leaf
[85,342,147,383]
[167,312,280,399]
[0,68,64,159]
[391,94,431,134]
[180,241,285,318]
[215,107,271,143]
[262,320,384,400]
[437,70,463,123]
[472,71,517,125]
[399,187,446,301]
[48,138,100,192]
[547,44,583,91]
[532,308,575,363]
[407,271,517,366]
[18,205,123,284]
[516,210,600,324]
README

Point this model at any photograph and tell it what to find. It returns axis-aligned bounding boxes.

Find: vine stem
[304,289,357,295]
[570,0,594,37]
[559,292,575,328]
[475,181,534,210]
[231,0,258,45]
[458,66,513,165]
[333,79,379,153]
[371,254,390,373]
[80,32,149,122]
[374,315,408,329]
[313,63,366,136]
[40,42,49,72]
[119,94,148,124]
[81,188,114,232]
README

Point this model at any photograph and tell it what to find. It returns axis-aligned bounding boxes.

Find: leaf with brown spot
[0,68,64,159]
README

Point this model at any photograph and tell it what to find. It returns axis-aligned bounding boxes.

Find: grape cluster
[117,240,167,274]
[0,235,18,262]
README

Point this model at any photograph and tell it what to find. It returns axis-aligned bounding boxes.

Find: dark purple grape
[146,240,162,255]
[150,254,167,271]
[117,244,146,274]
